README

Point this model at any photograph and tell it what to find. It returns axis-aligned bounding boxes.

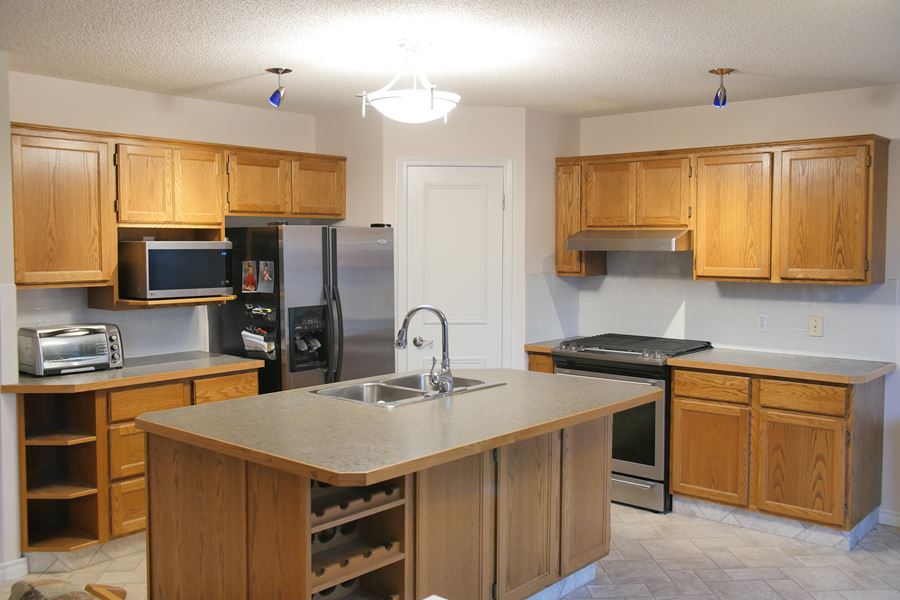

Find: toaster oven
[18,324,124,376]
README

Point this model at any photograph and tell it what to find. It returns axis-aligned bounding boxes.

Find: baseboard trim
[880,508,900,527]
[0,556,28,584]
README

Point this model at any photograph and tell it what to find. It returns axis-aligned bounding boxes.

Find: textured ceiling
[1,0,899,116]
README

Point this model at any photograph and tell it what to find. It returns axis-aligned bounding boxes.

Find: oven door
[555,368,666,481]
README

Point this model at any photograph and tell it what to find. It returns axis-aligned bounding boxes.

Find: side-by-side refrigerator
[208,225,395,393]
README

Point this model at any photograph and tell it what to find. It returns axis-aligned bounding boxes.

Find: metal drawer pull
[612,477,655,490]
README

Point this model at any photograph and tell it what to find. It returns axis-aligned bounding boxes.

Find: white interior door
[401,165,505,371]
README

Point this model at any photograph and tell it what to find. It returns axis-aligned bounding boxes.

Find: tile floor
[2,504,900,600]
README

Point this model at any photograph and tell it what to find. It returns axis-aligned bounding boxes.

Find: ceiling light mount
[358,42,460,124]
[709,67,734,108]
[266,67,292,108]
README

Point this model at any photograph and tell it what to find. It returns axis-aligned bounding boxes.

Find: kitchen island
[136,368,660,600]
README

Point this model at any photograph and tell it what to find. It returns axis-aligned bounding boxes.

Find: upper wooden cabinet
[635,158,690,226]
[226,151,291,214]
[558,135,888,285]
[694,153,772,279]
[175,148,226,224]
[555,163,606,277]
[11,135,116,285]
[292,158,346,218]
[778,146,869,282]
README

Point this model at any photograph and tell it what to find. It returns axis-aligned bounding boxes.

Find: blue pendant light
[710,68,734,108]
[266,67,292,108]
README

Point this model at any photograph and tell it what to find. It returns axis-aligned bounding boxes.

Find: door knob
[412,336,433,348]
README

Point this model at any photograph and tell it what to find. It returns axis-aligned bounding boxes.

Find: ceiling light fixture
[710,68,734,108]
[266,67,292,108]
[358,42,460,124]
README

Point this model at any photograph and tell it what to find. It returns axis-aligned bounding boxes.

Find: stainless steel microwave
[119,241,233,300]
[18,324,124,376]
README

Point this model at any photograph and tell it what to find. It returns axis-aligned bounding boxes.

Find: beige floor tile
[587,583,651,598]
[96,569,147,585]
[723,567,786,580]
[601,559,672,585]
[704,579,782,599]
[766,579,815,600]
[703,548,747,569]
[611,522,661,541]
[639,539,705,560]
[655,557,719,570]
[838,592,900,600]
[695,568,731,581]
[616,541,654,560]
[665,569,713,594]
[728,545,802,567]
[781,566,865,593]
[104,552,145,572]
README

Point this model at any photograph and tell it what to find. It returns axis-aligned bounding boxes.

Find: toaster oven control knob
[111,344,119,351]
[110,334,118,342]
[112,353,120,361]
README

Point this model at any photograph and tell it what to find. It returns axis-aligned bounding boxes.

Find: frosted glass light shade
[367,88,460,124]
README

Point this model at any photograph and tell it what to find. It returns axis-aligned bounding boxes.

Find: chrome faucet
[395,305,453,393]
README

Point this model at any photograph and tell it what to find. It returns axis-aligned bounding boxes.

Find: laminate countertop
[667,348,895,385]
[524,339,564,354]
[137,368,660,486]
[1,351,264,393]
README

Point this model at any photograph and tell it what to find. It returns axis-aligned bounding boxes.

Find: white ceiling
[1,0,899,117]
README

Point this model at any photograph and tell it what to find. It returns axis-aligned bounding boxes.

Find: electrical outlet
[807,315,824,337]
[756,313,768,332]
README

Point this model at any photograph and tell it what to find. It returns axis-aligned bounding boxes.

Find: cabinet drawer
[673,370,750,404]
[527,354,555,374]
[758,379,848,417]
[109,422,145,480]
[110,476,146,537]
[193,371,258,404]
[109,382,188,423]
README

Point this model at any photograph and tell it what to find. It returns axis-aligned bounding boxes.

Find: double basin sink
[315,373,505,408]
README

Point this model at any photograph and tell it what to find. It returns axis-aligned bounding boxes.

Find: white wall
[0,52,28,583]
[577,83,900,523]
[316,109,384,228]
[524,110,581,342]
[381,107,528,368]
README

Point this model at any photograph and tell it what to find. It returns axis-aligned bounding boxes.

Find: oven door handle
[555,368,664,388]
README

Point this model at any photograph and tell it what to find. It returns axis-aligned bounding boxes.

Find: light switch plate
[807,315,824,337]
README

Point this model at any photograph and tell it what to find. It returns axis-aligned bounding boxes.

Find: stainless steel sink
[314,382,423,405]
[314,374,505,408]
[381,373,486,392]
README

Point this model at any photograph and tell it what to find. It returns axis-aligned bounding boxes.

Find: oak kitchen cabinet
[11,135,116,286]
[556,162,606,276]
[5,357,261,552]
[226,151,291,214]
[557,135,888,285]
[668,361,887,529]
[292,157,346,218]
[582,157,690,228]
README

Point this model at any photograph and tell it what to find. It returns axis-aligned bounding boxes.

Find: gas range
[552,333,712,367]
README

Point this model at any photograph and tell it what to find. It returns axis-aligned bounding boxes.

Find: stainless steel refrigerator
[208,225,395,393]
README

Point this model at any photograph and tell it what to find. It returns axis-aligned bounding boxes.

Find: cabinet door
[174,148,225,224]
[583,161,634,226]
[560,418,611,575]
[778,146,868,281]
[671,398,750,506]
[497,432,560,600]
[227,152,290,214]
[756,409,846,526]
[416,452,494,600]
[695,153,772,279]
[556,164,584,274]
[12,135,115,285]
[291,158,345,217]
[635,158,690,226]
[110,476,147,537]
[117,144,175,223]
[109,422,145,480]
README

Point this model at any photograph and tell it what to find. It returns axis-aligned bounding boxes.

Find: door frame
[396,158,514,370]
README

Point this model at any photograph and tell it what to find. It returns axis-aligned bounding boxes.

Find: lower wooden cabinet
[670,367,881,530]
[670,397,750,506]
[110,476,147,537]
[497,432,561,599]
[527,352,555,374]
[756,409,846,526]
[108,422,146,480]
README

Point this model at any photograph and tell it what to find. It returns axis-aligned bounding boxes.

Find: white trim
[396,157,515,369]
[0,556,27,583]
[880,508,900,527]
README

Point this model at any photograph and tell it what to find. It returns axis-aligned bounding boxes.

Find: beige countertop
[524,338,565,353]
[1,351,264,393]
[137,368,660,486]
[668,348,895,384]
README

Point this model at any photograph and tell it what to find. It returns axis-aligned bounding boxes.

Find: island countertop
[1,351,264,393]
[137,367,660,486]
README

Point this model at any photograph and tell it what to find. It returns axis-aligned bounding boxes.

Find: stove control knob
[653,351,664,360]
[641,349,651,359]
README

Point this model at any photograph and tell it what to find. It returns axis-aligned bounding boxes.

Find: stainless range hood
[566,229,692,252]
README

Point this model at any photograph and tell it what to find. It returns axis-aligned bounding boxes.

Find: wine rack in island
[308,478,408,600]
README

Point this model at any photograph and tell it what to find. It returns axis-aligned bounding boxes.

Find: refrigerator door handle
[322,282,336,384]
[332,284,345,381]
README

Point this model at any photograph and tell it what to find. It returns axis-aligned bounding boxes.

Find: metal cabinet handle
[611,477,655,490]
[412,336,433,348]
